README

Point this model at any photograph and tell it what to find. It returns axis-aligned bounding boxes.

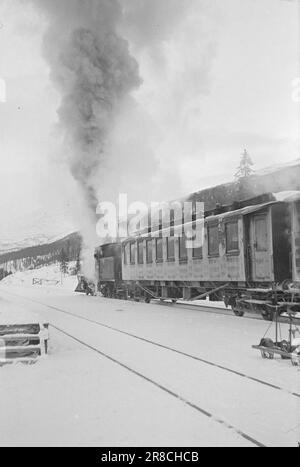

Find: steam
[30,0,217,278]
[31,0,141,277]
[58,27,141,205]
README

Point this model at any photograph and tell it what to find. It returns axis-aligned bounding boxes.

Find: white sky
[0,0,299,244]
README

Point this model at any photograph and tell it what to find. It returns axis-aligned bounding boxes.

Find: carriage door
[249,213,272,281]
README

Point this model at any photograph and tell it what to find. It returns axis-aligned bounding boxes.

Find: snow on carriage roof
[204,201,275,222]
[200,192,300,222]
[256,159,300,176]
[121,192,300,242]
[273,191,300,202]
[123,200,277,241]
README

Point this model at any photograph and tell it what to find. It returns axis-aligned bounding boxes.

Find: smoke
[30,0,142,277]
[30,0,217,277]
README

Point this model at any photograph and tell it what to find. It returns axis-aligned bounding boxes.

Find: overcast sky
[0,0,299,244]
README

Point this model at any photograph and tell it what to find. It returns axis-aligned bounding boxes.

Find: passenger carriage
[95,192,300,320]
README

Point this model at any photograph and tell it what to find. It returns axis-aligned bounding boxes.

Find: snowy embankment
[0,288,299,447]
[1,263,226,309]
[0,269,299,446]
[0,295,41,326]
[0,263,78,293]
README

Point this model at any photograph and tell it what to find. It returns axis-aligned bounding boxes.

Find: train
[92,191,300,320]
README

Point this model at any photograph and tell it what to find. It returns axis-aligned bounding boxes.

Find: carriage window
[123,244,128,265]
[191,222,203,259]
[130,242,136,264]
[208,225,219,256]
[193,245,203,259]
[146,239,153,263]
[226,222,239,253]
[179,235,188,260]
[137,241,144,264]
[156,238,163,262]
[167,237,175,261]
[254,217,268,251]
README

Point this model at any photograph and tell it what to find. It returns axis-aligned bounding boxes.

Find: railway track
[156,299,300,323]
[51,322,265,448]
[3,288,300,446]
[2,288,300,400]
[157,300,257,319]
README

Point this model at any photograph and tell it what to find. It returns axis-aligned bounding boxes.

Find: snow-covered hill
[0,210,76,255]
[0,232,81,277]
[1,263,78,292]
[0,232,76,255]
[0,198,77,255]
[256,158,300,176]
[1,158,299,255]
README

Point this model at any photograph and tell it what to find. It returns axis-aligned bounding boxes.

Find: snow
[0,204,76,255]
[0,263,78,292]
[273,191,300,202]
[0,231,74,255]
[0,271,299,447]
[256,158,300,176]
[0,328,251,447]
[0,300,40,326]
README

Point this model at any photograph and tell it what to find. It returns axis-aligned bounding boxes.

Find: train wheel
[232,306,244,317]
[280,341,290,359]
[106,289,113,299]
[291,358,300,367]
[262,311,273,321]
[261,350,274,359]
[281,279,293,291]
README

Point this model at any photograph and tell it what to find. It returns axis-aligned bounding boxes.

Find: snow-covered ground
[1,264,227,309]
[0,263,78,292]
[0,267,299,447]
[0,297,40,326]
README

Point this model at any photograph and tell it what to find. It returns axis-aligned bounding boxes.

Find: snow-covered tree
[75,254,81,275]
[60,248,69,275]
[235,149,254,180]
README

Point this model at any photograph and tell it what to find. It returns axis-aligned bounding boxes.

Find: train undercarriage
[97,279,300,321]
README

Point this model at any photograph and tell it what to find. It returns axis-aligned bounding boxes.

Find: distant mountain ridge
[1,158,299,274]
[186,159,300,210]
[0,232,81,274]
[0,231,76,255]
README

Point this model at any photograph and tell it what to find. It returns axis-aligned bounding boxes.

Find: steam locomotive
[94,192,300,320]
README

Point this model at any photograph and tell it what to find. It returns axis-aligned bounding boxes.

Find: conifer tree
[235,149,254,180]
[60,248,69,275]
[75,253,81,275]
